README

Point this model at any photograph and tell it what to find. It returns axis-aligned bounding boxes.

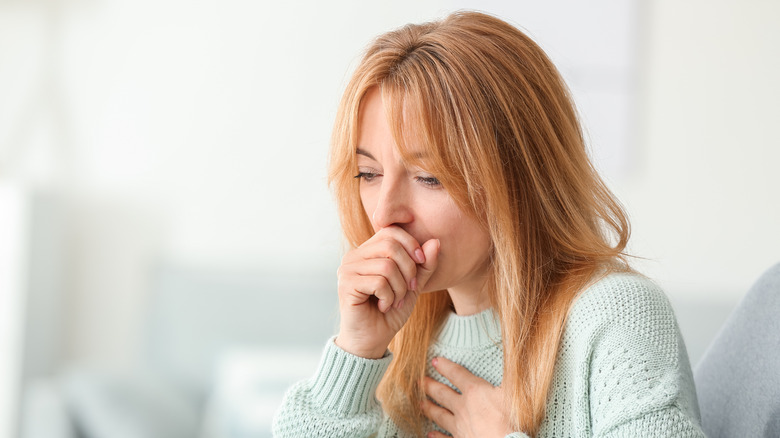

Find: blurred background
[1,0,778,437]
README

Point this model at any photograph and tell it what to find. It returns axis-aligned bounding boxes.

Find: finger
[420,399,455,435]
[348,225,424,265]
[431,357,483,391]
[356,237,418,291]
[353,258,409,307]
[342,273,396,312]
[375,225,427,264]
[416,238,440,292]
[422,377,460,411]
[426,432,449,438]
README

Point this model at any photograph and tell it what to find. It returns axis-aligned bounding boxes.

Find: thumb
[415,238,440,292]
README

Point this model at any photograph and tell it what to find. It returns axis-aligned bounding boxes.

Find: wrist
[334,334,389,359]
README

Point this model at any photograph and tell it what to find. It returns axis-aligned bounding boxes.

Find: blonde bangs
[382,78,479,220]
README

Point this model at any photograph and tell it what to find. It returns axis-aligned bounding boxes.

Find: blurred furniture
[20,266,337,438]
[143,265,334,437]
[200,347,321,438]
[695,262,780,437]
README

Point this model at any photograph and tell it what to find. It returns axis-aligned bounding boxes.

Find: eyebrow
[356,148,428,161]
[356,148,376,160]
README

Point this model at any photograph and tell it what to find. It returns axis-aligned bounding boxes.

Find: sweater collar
[434,307,502,348]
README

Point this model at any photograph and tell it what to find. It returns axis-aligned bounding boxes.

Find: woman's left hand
[421,357,513,438]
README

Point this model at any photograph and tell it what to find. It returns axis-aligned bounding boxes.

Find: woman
[273,11,704,438]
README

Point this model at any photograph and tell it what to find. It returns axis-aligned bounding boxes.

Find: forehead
[356,87,430,165]
[356,88,397,161]
[357,87,390,141]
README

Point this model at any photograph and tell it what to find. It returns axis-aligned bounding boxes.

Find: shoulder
[560,271,688,397]
[557,273,704,435]
[566,271,676,334]
[561,271,685,368]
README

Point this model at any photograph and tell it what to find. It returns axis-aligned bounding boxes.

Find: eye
[354,172,379,183]
[415,175,441,187]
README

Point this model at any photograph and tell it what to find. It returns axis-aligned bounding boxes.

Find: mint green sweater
[273,273,705,437]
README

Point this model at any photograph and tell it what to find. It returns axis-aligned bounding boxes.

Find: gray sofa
[695,262,780,437]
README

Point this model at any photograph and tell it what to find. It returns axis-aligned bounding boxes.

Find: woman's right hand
[334,225,440,359]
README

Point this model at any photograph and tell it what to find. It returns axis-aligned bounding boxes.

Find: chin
[419,275,448,294]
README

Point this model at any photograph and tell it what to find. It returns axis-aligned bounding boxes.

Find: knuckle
[340,249,357,264]
[379,238,398,256]
[379,258,396,277]
[372,277,390,296]
[433,408,448,425]
[461,380,477,394]
[428,383,444,400]
[336,264,355,281]
[402,258,417,277]
[393,242,410,260]
[336,272,348,288]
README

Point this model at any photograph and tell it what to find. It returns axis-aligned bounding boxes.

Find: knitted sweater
[273,273,705,437]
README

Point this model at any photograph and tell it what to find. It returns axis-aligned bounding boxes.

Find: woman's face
[356,88,492,299]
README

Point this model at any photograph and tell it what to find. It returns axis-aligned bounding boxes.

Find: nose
[370,176,414,230]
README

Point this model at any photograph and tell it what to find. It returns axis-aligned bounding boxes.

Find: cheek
[359,188,377,224]
[442,216,491,265]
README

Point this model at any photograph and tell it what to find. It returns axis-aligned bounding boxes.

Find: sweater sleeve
[579,275,705,437]
[272,337,392,438]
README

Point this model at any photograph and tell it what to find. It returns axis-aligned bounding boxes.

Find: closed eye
[416,176,441,187]
[354,172,379,183]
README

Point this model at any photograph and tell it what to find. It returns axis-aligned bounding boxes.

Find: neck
[446,276,491,316]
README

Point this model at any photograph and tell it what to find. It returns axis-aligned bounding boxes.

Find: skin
[421,357,514,438]
[333,87,511,436]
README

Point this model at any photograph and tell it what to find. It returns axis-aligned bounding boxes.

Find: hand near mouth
[335,225,440,359]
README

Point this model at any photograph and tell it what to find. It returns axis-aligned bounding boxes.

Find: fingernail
[436,239,441,249]
[396,298,404,309]
[431,357,438,367]
[410,277,418,291]
[415,248,425,263]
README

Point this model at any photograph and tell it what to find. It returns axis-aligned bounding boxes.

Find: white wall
[1,0,779,391]
[623,0,780,302]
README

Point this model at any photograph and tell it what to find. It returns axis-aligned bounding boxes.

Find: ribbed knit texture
[273,273,705,437]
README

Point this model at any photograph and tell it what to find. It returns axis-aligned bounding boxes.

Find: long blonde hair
[328,11,631,436]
